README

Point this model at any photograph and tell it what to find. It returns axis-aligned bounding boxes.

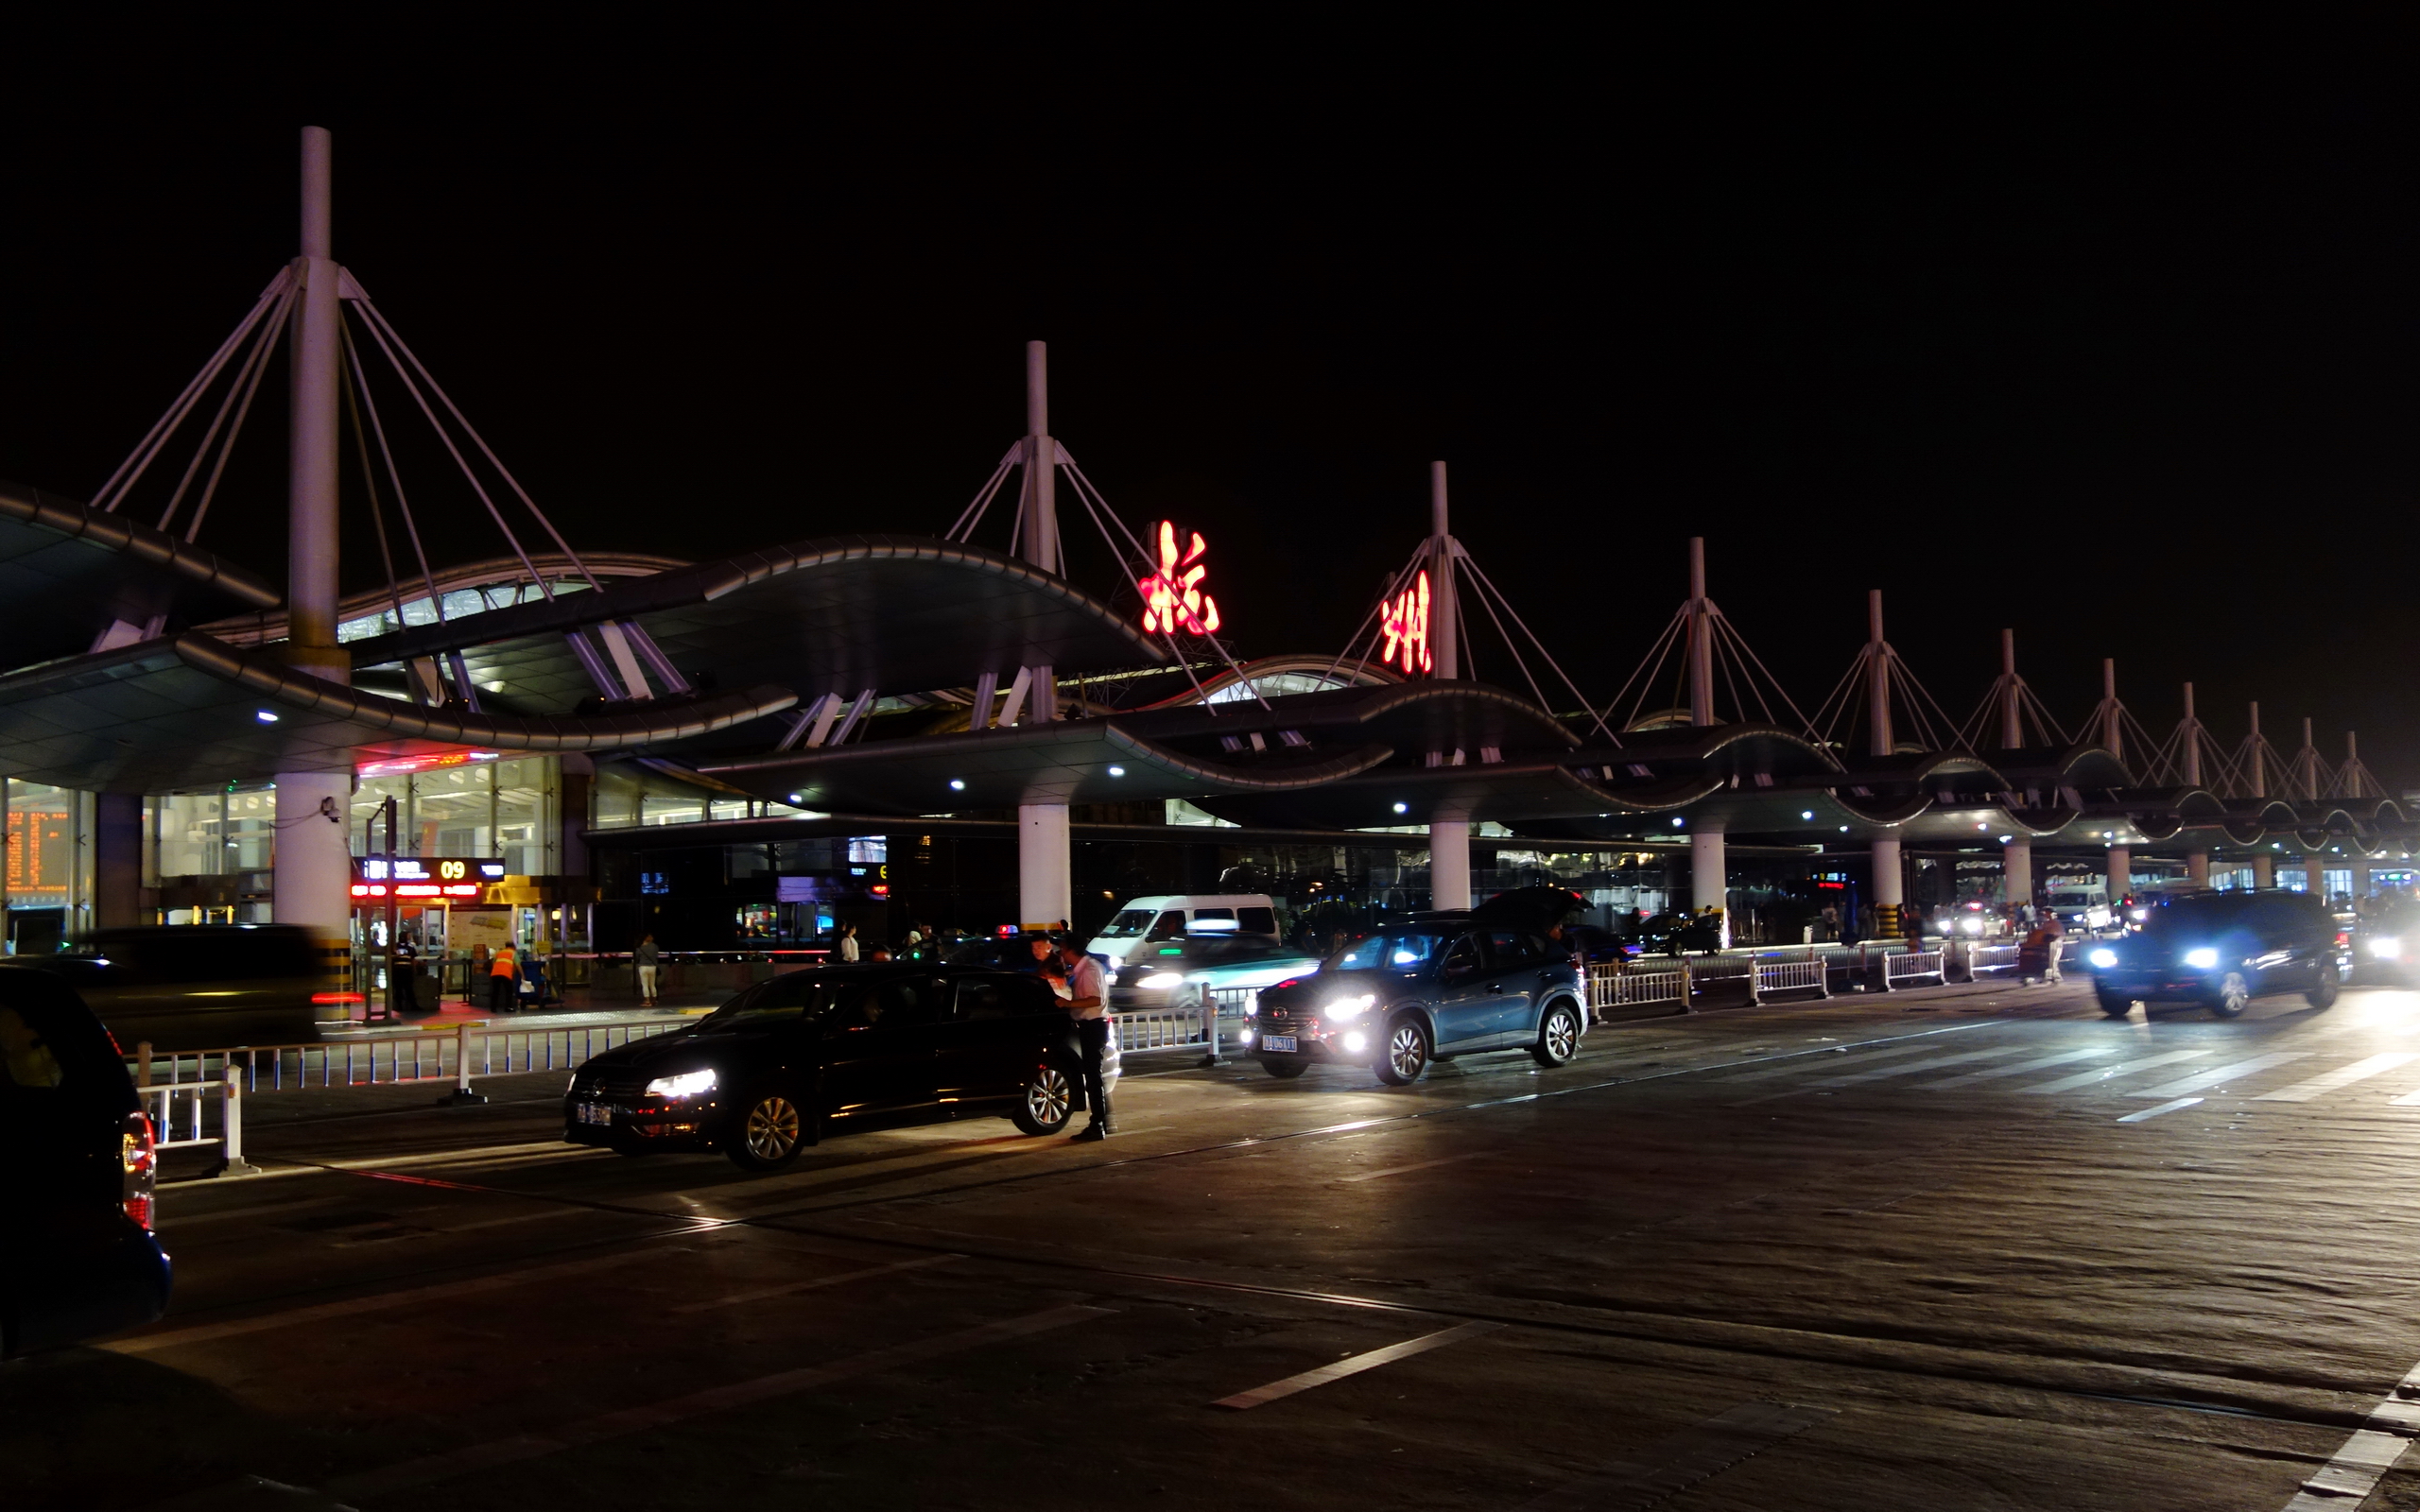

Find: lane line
[2281,1355,2420,1510]
[323,1303,1108,1499]
[2256,1052,2420,1103]
[2117,1097,2204,1124]
[2020,1050,2212,1094]
[1813,1046,2028,1086]
[1212,1320,1501,1409]
[668,1254,963,1314]
[1339,1153,1483,1182]
[1719,1043,1949,1083]
[2130,1052,2314,1099]
[1916,1045,2114,1088]
[103,1243,695,1355]
[1514,1400,1836,1511]
[2386,1084,2420,1108]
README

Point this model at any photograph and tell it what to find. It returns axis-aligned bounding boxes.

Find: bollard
[1678,957,1694,1013]
[216,1067,264,1177]
[1200,995,1219,1067]
[134,1040,152,1089]
[441,1022,489,1106]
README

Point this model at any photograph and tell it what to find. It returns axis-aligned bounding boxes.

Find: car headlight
[1961,917,1983,935]
[1136,971,1184,989]
[2088,948,2118,969]
[644,1068,717,1099]
[1324,993,1376,1021]
[2371,936,2403,960]
[2182,948,2220,970]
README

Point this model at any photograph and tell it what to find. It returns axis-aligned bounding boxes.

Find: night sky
[3,22,2412,783]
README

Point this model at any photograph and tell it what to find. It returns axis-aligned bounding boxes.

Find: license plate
[577,1103,613,1126]
[1261,1035,1297,1054]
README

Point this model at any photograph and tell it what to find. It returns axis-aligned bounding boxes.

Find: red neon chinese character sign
[1380,569,1431,675]
[1138,521,1221,636]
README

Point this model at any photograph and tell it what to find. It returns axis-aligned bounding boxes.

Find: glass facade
[5,782,93,951]
[346,755,561,875]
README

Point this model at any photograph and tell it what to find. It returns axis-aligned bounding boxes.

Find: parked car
[1248,924,1586,1084]
[2086,889,2348,1019]
[1108,936,1322,1016]
[16,925,348,1053]
[1,966,172,1356]
[563,964,1118,1169]
[1085,893,1280,970]
[1634,912,1724,956]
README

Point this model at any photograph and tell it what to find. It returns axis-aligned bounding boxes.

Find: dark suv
[2087,889,2348,1019]
[565,965,1106,1169]
[1249,925,1586,1084]
[1,967,171,1356]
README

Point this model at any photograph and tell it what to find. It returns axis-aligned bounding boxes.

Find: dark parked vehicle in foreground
[2,967,171,1356]
[1249,925,1585,1084]
[564,965,1115,1169]
[1633,912,1724,956]
[2086,890,2348,1019]
[16,925,348,1053]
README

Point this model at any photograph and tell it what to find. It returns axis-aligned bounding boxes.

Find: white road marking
[1719,1043,1946,1083]
[325,1303,1108,1498]
[1213,1320,1502,1409]
[1813,1046,2025,1086]
[2131,1052,2313,1099]
[1339,1153,1483,1182]
[2116,1097,2204,1124]
[2256,1052,2420,1103]
[668,1253,962,1314]
[2386,1083,2420,1107]
[2280,1356,2420,1510]
[2020,1050,2212,1094]
[1916,1046,2114,1088]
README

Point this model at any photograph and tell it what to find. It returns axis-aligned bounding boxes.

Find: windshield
[1093,909,1158,940]
[2137,896,2257,936]
[700,974,838,1028]
[1327,930,1450,971]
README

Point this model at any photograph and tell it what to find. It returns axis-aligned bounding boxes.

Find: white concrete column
[2002,836,2032,911]
[2306,856,2325,899]
[2186,850,2209,886]
[1871,836,1904,907]
[1691,825,1727,947]
[1429,819,1472,912]
[1016,803,1071,930]
[2253,852,2275,888]
[2108,846,2132,902]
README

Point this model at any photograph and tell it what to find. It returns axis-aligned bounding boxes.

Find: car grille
[577,1070,650,1102]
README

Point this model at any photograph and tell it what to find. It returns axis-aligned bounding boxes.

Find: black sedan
[2086,889,2347,1019]
[2,967,171,1356]
[1249,925,1586,1084]
[564,965,1100,1169]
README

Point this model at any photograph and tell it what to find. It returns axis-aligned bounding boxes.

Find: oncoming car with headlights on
[2353,895,2420,984]
[2085,889,2348,1019]
[562,965,1117,1169]
[1246,925,1585,1084]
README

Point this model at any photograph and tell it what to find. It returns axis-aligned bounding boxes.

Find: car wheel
[1010,1066,1074,1135]
[2307,966,2341,1009]
[1375,1016,1430,1086]
[2095,988,2134,1019]
[725,1091,808,1170]
[2208,970,2251,1019]
[1532,1003,1581,1067]
[1261,1057,1309,1079]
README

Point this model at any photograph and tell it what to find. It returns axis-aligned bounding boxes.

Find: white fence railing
[1967,943,2021,976]
[1882,949,1947,988]
[1112,986,1260,1061]
[136,1069,260,1177]
[1751,958,1829,1003]
[130,1018,689,1106]
[1587,964,1690,1015]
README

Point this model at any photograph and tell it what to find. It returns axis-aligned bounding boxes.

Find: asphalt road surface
[15,974,2420,1511]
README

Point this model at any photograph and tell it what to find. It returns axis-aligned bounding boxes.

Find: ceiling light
[1392,802,1409,815]
[1107,765,1126,778]
[949,779,966,791]
[255,711,278,723]
[787,793,803,804]
[1801,810,1814,820]
[1671,816,1685,828]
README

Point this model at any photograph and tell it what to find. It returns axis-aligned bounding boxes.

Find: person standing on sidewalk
[635,935,661,1007]
[390,931,421,1017]
[838,923,860,963]
[489,941,519,1014]
[1051,936,1111,1141]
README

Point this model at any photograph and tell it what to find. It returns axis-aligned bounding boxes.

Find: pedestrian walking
[1051,936,1111,1141]
[635,934,662,1007]
[838,922,860,963]
[522,954,552,1009]
[489,941,519,1014]
[390,931,421,1017]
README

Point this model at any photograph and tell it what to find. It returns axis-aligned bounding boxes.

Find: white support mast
[1426,461,1471,911]
[1015,341,1070,930]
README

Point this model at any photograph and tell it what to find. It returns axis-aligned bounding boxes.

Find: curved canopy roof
[0,480,279,665]
[340,534,1167,713]
[0,632,793,792]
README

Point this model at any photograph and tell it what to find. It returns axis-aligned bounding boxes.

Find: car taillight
[311,992,366,1005]
[2337,932,2353,948]
[122,1108,158,1231]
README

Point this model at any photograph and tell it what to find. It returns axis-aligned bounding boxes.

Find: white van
[1086,894,1281,968]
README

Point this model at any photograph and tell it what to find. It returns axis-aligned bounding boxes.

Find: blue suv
[1249,925,1586,1084]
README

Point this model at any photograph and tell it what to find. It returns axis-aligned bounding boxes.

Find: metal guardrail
[1587,964,1690,1014]
[1968,943,2022,975]
[1750,958,1829,1003]
[135,1069,259,1178]
[130,1018,687,1102]
[1112,986,1259,1061]
[1882,949,1947,988]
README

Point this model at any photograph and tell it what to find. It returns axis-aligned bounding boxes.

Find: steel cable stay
[94,266,296,515]
[1056,454,1251,713]
[1953,679,2071,754]
[1325,553,1427,689]
[154,277,300,539]
[1454,557,1618,743]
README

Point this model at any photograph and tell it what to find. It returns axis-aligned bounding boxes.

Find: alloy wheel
[1388,1022,1427,1081]
[1026,1068,1072,1126]
[1544,1008,1578,1062]
[745,1095,802,1161]
[2215,971,2251,1018]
